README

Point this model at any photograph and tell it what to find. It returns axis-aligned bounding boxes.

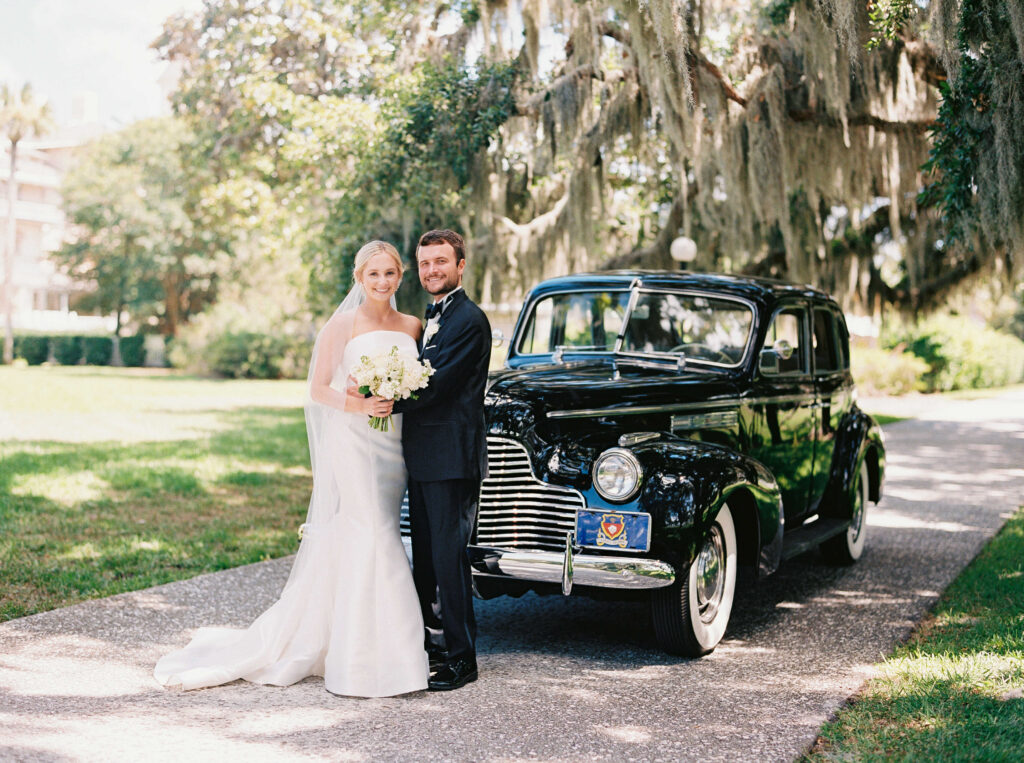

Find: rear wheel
[651,504,737,656]
[822,461,869,564]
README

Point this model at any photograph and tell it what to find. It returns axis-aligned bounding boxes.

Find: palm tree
[2,83,54,364]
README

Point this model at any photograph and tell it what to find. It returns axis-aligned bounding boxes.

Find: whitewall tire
[652,503,737,656]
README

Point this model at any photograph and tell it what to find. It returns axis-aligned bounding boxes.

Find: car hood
[485,358,740,439]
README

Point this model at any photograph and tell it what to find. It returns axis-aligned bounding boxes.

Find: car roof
[525,270,836,307]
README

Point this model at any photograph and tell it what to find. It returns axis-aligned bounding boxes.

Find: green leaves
[866,0,916,50]
[918,0,1023,256]
[55,118,204,335]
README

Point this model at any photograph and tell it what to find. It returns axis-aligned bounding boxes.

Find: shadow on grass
[807,509,1024,760]
[0,406,310,621]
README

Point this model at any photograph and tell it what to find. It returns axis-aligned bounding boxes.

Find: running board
[781,517,849,560]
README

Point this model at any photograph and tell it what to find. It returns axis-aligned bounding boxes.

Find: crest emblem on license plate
[597,513,628,547]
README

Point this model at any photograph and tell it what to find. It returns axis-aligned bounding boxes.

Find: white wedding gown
[154,330,429,697]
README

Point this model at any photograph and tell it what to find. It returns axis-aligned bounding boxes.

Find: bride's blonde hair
[353,240,404,282]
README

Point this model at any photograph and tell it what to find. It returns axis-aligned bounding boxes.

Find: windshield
[517,289,754,366]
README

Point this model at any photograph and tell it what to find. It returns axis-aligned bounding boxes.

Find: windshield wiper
[552,345,611,363]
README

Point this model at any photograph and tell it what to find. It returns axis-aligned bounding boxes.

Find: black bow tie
[426,294,454,319]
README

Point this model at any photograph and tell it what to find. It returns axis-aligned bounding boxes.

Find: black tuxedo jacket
[395,289,491,482]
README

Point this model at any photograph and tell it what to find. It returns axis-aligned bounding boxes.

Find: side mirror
[491,329,507,348]
[758,348,779,374]
[759,339,794,375]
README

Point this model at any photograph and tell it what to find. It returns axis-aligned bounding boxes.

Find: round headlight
[593,448,643,501]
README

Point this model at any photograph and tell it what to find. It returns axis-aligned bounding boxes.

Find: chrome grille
[399,436,585,552]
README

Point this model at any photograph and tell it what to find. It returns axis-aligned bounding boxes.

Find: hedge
[14,335,49,365]
[118,335,146,367]
[52,335,83,365]
[83,336,114,366]
[9,333,149,367]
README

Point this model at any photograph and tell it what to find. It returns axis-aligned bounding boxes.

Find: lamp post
[670,236,697,268]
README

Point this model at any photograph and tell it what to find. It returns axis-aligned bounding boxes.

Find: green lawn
[807,508,1024,761]
[1,366,309,621]
[868,413,908,427]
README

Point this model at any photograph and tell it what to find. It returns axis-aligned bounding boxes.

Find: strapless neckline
[349,329,415,342]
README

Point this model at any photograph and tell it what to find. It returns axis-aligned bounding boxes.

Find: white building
[1,98,112,335]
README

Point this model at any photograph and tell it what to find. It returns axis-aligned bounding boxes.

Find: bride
[154,240,429,697]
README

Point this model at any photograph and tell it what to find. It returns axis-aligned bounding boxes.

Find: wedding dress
[154,329,429,697]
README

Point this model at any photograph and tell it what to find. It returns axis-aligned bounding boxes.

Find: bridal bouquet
[350,345,434,432]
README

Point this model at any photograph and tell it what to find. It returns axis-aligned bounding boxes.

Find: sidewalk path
[2,389,1023,762]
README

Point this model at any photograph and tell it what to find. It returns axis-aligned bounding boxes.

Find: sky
[0,0,205,129]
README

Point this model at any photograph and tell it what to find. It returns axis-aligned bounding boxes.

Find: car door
[745,301,817,521]
[809,305,855,509]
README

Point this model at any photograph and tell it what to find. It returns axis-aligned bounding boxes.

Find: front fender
[580,435,784,576]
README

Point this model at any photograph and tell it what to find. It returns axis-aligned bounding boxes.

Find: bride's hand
[364,396,394,417]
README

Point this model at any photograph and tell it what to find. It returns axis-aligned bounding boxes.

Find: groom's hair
[417,229,465,263]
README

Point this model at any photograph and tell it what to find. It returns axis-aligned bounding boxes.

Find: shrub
[83,336,114,366]
[167,300,313,379]
[119,334,146,367]
[850,344,928,396]
[884,316,1024,392]
[205,331,311,379]
[52,335,83,366]
[14,335,49,365]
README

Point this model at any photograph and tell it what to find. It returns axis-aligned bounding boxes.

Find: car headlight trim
[593,447,643,502]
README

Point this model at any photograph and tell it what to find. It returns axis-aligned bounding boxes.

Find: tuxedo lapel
[420,290,469,358]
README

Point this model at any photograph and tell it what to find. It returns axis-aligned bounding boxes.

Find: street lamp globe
[670,236,698,264]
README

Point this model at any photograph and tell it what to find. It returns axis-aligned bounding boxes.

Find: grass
[0,366,309,621]
[806,507,1024,761]
[942,383,1024,401]
[868,413,909,427]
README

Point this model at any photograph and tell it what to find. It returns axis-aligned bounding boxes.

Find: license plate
[575,509,651,552]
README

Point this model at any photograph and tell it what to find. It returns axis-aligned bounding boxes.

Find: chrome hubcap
[695,525,726,624]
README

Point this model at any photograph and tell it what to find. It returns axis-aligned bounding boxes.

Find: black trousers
[407,478,478,660]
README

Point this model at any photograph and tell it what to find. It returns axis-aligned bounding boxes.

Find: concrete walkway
[2,389,1023,762]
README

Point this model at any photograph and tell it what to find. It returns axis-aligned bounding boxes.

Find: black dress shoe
[427,656,478,691]
[428,650,447,673]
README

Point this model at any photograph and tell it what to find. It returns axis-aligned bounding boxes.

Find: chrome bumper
[467,538,676,593]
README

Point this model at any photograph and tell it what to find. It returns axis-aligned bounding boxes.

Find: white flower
[349,345,435,430]
[423,319,440,344]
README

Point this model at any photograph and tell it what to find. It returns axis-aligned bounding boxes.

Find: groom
[394,229,491,691]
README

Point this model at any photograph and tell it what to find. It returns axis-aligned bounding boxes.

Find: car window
[812,308,841,373]
[763,306,807,375]
[517,292,631,354]
[834,311,850,370]
[620,292,753,365]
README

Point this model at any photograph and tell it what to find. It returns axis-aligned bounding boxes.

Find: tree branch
[597,20,632,48]
[514,65,601,117]
[687,52,748,107]
[787,109,937,133]
[901,40,946,88]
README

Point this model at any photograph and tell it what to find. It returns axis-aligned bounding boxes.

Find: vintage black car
[407,271,886,656]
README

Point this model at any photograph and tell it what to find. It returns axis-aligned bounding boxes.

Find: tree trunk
[162,272,180,337]
[3,139,18,365]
